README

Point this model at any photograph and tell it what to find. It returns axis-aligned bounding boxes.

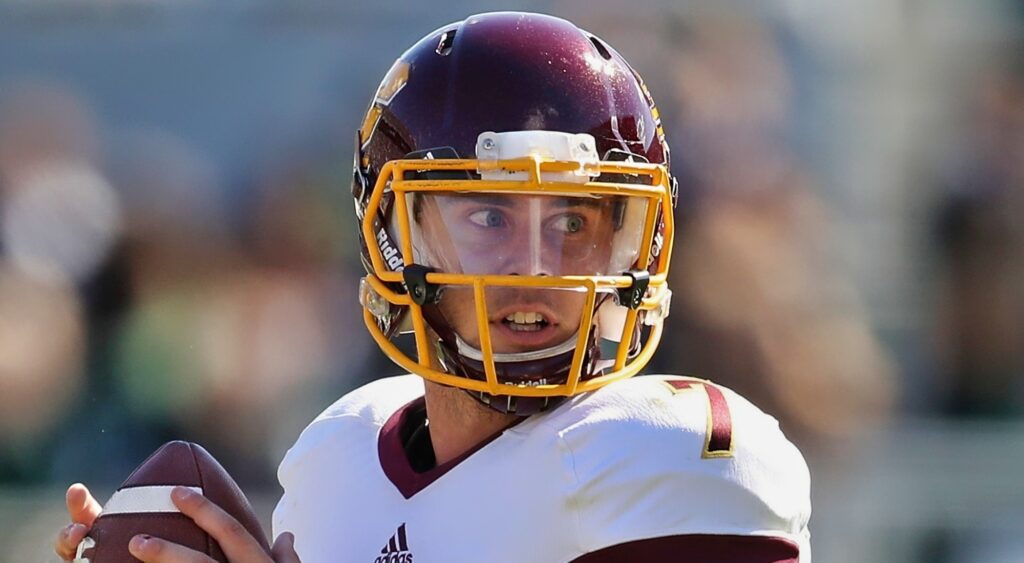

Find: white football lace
[73,536,95,563]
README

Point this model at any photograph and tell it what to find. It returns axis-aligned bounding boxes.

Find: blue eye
[551,214,585,234]
[468,209,506,228]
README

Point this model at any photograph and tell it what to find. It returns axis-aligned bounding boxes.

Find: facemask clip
[403,264,442,305]
[617,270,650,309]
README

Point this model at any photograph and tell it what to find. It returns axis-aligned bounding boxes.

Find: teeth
[508,322,542,332]
[504,312,545,324]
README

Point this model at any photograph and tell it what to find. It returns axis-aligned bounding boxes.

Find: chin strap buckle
[403,264,442,305]
[617,270,650,309]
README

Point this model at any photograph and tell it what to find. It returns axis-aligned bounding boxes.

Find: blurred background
[1,0,1022,561]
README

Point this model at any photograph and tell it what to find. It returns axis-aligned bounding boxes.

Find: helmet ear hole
[436,30,456,56]
[589,35,613,60]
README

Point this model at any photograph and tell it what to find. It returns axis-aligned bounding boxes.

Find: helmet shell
[353,12,673,412]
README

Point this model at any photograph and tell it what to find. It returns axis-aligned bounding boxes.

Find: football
[74,441,270,562]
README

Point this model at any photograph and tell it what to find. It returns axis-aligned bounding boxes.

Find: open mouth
[486,303,569,351]
[502,311,550,333]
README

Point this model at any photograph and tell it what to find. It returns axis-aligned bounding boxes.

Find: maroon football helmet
[354,12,676,414]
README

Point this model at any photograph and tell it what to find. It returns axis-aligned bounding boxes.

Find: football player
[56,11,810,563]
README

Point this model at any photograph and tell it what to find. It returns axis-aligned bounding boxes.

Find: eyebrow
[454,194,514,207]
[443,194,609,209]
[551,197,605,209]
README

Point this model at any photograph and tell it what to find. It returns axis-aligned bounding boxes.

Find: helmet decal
[359,60,411,150]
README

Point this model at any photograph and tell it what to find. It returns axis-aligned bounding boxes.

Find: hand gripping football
[74,441,270,562]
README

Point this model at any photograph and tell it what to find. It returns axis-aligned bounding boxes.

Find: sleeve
[274,376,417,540]
[271,413,351,540]
[559,377,812,561]
[271,375,423,542]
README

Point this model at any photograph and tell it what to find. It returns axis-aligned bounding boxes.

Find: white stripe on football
[101,485,203,515]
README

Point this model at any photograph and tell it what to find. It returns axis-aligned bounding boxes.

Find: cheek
[436,289,479,335]
[555,292,589,327]
[574,240,614,273]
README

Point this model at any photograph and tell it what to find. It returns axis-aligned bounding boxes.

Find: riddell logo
[376,228,404,272]
[375,523,413,563]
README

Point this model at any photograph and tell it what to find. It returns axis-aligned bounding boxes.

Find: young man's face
[412,193,626,354]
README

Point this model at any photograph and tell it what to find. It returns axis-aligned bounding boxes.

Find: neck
[422,381,519,466]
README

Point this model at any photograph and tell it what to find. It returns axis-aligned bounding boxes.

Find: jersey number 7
[662,377,734,459]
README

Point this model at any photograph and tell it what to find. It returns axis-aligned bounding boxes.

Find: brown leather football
[75,441,270,562]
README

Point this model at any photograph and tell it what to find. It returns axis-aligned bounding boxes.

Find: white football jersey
[272,374,811,562]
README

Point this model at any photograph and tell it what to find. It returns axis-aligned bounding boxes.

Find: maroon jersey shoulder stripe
[569,534,800,563]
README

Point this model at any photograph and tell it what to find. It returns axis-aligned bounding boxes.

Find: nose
[491,197,554,276]
[495,241,553,276]
[498,257,553,277]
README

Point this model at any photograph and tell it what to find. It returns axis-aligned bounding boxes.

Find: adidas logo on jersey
[375,523,413,563]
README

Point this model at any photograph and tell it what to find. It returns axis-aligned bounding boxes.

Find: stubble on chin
[423,380,520,426]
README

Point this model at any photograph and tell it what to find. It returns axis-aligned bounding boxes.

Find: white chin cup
[454,330,581,363]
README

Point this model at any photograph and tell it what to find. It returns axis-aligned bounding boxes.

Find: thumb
[65,483,102,526]
[271,532,301,563]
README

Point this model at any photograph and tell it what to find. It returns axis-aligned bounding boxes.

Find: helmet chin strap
[453,330,581,363]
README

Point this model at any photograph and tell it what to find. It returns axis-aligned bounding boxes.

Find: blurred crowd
[930,50,1024,420]
[643,10,897,453]
[0,79,381,487]
[1,2,1023,562]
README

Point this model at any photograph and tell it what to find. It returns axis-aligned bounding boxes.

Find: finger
[170,486,269,562]
[271,532,301,563]
[129,534,216,563]
[54,523,89,561]
[66,483,102,525]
